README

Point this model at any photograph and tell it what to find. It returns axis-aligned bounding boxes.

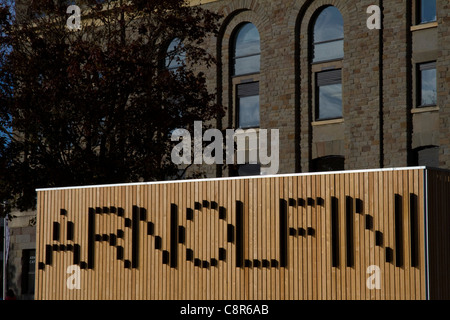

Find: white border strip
[36,166,427,192]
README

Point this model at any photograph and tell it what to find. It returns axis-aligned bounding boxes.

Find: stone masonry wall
[195,0,450,175]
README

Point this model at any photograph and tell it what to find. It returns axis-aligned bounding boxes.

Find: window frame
[235,81,260,129]
[417,61,437,108]
[229,22,262,176]
[310,6,345,123]
[231,22,261,130]
[315,68,343,121]
[311,6,345,64]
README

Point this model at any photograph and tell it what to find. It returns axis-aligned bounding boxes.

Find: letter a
[203,129,224,165]
[67,5,82,31]
[367,5,381,30]
[171,129,192,165]
[66,265,81,290]
[366,265,381,290]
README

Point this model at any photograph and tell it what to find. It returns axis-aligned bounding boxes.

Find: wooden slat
[366,172,374,300]
[306,174,312,300]
[339,173,345,300]
[325,173,331,300]
[301,175,307,300]
[295,177,299,300]
[214,179,219,300]
[371,172,378,300]
[360,173,366,300]
[227,179,233,300]
[256,177,262,300]
[262,177,268,300]
[403,171,410,301]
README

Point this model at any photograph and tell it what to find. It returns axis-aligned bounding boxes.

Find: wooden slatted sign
[35,167,450,300]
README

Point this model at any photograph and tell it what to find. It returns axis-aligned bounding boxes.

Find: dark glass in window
[237,82,260,128]
[233,23,261,76]
[419,0,436,24]
[311,156,345,172]
[316,69,342,120]
[21,249,36,296]
[238,95,260,128]
[313,6,344,63]
[238,164,261,176]
[419,62,437,107]
[166,38,186,72]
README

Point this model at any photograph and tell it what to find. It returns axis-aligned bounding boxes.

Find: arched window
[230,22,261,176]
[233,23,260,76]
[166,38,185,73]
[311,6,344,121]
[312,6,344,63]
[232,23,260,129]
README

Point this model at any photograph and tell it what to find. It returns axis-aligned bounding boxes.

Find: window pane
[238,164,261,176]
[238,95,260,128]
[314,6,344,43]
[318,83,342,120]
[313,6,344,62]
[421,68,437,106]
[234,56,261,76]
[22,249,36,295]
[28,275,35,294]
[166,38,185,72]
[313,40,344,63]
[420,0,436,23]
[234,23,260,57]
[234,23,260,76]
[312,156,345,172]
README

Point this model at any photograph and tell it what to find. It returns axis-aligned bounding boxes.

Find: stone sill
[312,119,344,126]
[411,106,439,114]
[411,22,438,32]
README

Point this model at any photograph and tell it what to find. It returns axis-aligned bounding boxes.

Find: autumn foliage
[0,0,223,211]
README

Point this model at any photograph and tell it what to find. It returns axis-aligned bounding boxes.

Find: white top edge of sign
[35,167,430,192]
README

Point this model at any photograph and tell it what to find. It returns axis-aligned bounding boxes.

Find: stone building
[4,0,448,299]
[191,0,447,177]
[1,212,36,300]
